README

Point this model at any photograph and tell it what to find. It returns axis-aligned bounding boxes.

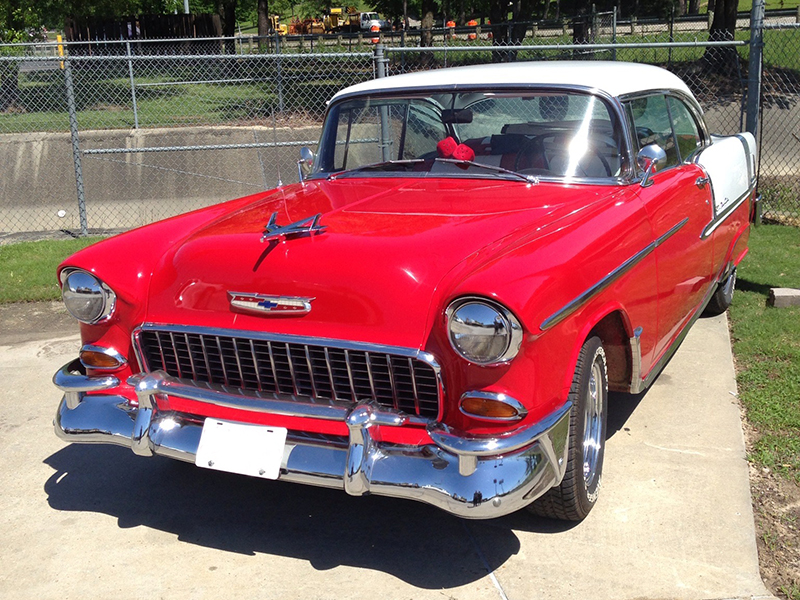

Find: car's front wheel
[529,336,608,521]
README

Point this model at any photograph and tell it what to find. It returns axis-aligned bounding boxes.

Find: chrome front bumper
[54,358,570,519]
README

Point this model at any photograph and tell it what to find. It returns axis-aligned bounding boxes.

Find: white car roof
[331,61,695,102]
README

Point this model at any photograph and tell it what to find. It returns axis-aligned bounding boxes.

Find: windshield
[312,90,627,182]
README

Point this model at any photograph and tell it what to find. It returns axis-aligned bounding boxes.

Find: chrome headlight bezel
[60,268,116,325]
[445,297,523,366]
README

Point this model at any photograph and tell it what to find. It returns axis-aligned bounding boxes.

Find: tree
[703,0,739,73]
[1,0,43,111]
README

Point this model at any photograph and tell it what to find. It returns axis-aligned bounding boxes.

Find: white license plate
[195,418,288,480]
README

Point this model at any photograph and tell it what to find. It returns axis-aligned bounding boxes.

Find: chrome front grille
[136,327,441,419]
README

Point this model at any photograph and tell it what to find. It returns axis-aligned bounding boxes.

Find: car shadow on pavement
[43,443,576,588]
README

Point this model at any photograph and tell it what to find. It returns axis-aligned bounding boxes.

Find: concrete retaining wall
[1,125,321,234]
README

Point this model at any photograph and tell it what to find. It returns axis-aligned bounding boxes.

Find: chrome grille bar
[135,325,442,420]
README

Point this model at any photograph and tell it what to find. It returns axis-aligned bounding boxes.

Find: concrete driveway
[0,306,773,600]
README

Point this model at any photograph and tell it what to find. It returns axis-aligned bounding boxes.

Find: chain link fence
[1,12,799,240]
[759,23,800,225]
[0,40,373,239]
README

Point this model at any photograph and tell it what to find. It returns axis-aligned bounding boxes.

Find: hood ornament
[261,212,326,243]
[228,292,314,316]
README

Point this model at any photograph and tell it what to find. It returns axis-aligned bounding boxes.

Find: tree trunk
[0,63,21,113]
[703,0,738,74]
[257,0,269,50]
[421,0,435,47]
[688,0,700,15]
[219,0,238,53]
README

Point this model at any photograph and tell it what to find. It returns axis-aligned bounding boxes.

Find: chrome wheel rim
[582,357,605,491]
[723,268,737,300]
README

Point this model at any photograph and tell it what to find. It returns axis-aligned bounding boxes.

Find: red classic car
[54,61,758,521]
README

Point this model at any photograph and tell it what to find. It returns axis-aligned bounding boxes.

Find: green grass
[0,237,103,303]
[729,224,800,483]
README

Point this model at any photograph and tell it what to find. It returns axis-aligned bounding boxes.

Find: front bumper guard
[54,358,571,519]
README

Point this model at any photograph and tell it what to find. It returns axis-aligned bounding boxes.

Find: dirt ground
[745,419,800,599]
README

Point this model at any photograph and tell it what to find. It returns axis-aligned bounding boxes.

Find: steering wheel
[514,136,549,173]
[536,135,615,177]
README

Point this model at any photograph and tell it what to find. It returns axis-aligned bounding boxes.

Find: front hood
[146,178,581,349]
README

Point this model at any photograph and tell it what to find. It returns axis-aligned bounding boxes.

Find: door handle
[695,176,710,188]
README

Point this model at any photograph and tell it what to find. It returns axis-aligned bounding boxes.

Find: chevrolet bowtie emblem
[261,212,326,243]
[228,293,314,316]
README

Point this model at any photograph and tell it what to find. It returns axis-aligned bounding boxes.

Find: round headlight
[446,298,523,365]
[60,269,116,324]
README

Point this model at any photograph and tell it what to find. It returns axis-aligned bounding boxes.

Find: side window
[332,103,406,169]
[667,97,701,162]
[626,95,679,170]
[402,103,446,159]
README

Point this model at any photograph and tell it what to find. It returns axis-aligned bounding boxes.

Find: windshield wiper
[434,158,540,185]
[328,159,426,179]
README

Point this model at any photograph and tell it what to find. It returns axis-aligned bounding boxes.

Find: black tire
[704,267,737,316]
[528,336,608,521]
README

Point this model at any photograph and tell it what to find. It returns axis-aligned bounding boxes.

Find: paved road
[0,306,774,600]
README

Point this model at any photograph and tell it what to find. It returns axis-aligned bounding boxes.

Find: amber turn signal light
[459,395,525,421]
[80,349,123,370]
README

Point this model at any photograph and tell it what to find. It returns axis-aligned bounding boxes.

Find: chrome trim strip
[409,357,420,416]
[185,333,198,380]
[364,351,376,400]
[267,341,280,393]
[701,186,754,239]
[215,336,229,386]
[386,354,399,411]
[540,219,688,331]
[305,346,318,399]
[285,342,299,397]
[458,391,529,423]
[323,347,337,400]
[79,344,128,371]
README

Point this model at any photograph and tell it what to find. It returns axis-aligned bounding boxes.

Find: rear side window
[667,97,702,161]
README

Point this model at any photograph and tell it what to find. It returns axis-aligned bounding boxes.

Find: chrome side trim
[629,327,644,394]
[540,219,688,331]
[700,185,754,239]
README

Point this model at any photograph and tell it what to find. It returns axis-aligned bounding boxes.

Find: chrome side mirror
[298,147,315,183]
[636,144,666,188]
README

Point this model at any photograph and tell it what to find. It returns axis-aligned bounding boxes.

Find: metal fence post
[275,33,284,113]
[64,58,89,236]
[126,41,139,129]
[612,7,617,61]
[746,0,765,137]
[374,44,387,78]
